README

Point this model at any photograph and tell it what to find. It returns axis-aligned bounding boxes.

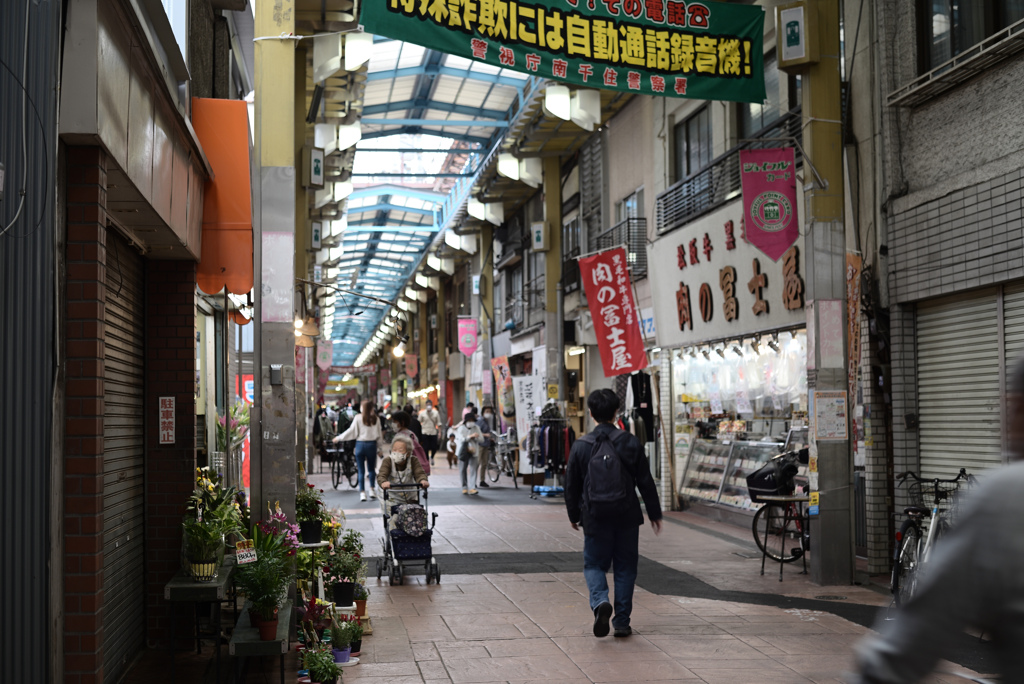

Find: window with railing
[505,266,524,329]
[673,107,713,183]
[919,0,1024,72]
[591,217,647,280]
[562,216,582,293]
[656,110,802,236]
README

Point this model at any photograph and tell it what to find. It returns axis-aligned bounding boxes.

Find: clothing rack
[525,410,575,500]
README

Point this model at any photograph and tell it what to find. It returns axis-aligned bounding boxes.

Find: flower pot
[186,559,220,582]
[332,581,356,607]
[299,520,322,544]
[354,599,367,616]
[332,646,351,663]
[257,617,279,641]
[349,639,362,656]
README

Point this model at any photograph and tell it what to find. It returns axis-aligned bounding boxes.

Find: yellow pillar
[543,156,563,398]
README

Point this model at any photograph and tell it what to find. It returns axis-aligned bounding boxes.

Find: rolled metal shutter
[917,289,1002,479]
[102,232,146,683]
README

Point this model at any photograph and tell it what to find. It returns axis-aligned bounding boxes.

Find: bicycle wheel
[752,504,803,563]
[345,457,359,488]
[331,457,341,490]
[893,519,922,606]
[487,450,501,482]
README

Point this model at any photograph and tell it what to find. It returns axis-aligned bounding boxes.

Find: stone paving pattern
[307,465,983,684]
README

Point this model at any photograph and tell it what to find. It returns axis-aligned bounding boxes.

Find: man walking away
[565,388,662,638]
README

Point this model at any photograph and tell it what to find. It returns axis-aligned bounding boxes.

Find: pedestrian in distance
[453,409,484,495]
[852,357,1024,682]
[418,400,441,465]
[565,388,662,638]
[404,404,423,440]
[477,405,496,488]
[390,410,430,477]
[333,399,385,502]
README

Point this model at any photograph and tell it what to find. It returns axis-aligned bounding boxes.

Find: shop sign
[406,354,419,379]
[491,356,515,420]
[646,197,806,349]
[316,339,333,371]
[739,147,800,261]
[159,396,175,445]
[513,375,541,453]
[579,247,648,377]
[362,0,767,103]
[330,364,378,375]
[457,317,479,356]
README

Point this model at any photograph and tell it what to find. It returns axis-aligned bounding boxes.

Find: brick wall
[144,260,198,647]
[64,146,108,684]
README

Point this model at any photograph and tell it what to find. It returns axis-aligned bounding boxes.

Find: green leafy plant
[321,548,365,587]
[296,483,329,524]
[327,616,352,648]
[251,502,300,562]
[353,583,370,601]
[302,642,341,684]
[182,498,242,562]
[338,528,364,556]
[235,554,292,621]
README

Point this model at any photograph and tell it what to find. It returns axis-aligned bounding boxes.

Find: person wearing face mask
[376,434,429,520]
[454,410,484,495]
[477,406,496,488]
[390,410,430,476]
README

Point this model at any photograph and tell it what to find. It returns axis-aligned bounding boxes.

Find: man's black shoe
[593,602,612,637]
[478,481,490,488]
[613,626,632,637]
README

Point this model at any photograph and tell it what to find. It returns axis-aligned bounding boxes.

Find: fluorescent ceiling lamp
[314,186,335,209]
[345,31,374,71]
[398,300,410,311]
[415,273,429,288]
[337,123,361,151]
[313,33,343,83]
[405,287,418,300]
[570,89,601,131]
[485,202,504,225]
[334,181,353,201]
[444,231,465,253]
[468,198,486,221]
[497,153,520,181]
[314,123,338,155]
[544,84,571,120]
[519,157,543,188]
[567,346,586,356]
[331,217,347,236]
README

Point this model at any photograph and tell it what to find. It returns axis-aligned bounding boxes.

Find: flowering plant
[321,548,364,588]
[216,401,250,453]
[353,583,370,601]
[251,501,300,561]
[328,614,360,647]
[182,497,242,562]
[301,642,341,683]
[337,528,364,557]
[300,595,332,636]
[296,483,329,524]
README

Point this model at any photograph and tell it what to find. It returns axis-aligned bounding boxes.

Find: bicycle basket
[746,453,799,503]
[904,479,965,512]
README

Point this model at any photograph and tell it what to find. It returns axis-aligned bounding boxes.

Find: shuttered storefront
[917,289,1003,479]
[102,232,146,683]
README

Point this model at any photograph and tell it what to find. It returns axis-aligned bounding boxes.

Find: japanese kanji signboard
[579,247,648,376]
[739,147,800,261]
[159,396,175,445]
[361,0,766,103]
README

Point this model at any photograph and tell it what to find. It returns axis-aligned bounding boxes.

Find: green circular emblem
[750,191,793,233]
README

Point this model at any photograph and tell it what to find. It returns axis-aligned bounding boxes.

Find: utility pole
[252,0,298,519]
[543,156,563,398]
[802,0,853,585]
[480,224,494,407]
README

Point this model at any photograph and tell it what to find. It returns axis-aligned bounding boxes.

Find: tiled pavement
[307,463,987,684]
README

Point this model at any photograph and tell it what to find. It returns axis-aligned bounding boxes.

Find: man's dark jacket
[565,422,662,533]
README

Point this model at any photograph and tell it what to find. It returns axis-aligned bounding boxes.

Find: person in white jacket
[334,399,385,501]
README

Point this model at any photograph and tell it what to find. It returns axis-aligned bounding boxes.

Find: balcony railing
[562,246,581,293]
[592,217,648,280]
[655,111,803,236]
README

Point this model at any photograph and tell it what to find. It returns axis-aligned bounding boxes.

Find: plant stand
[164,560,235,684]
[229,599,292,684]
[298,541,330,599]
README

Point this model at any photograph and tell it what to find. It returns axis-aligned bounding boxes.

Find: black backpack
[580,431,633,518]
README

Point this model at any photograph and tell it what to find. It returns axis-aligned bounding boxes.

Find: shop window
[673,107,712,182]
[919,1,1024,73]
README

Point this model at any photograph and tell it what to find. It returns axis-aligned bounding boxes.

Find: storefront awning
[192,98,254,296]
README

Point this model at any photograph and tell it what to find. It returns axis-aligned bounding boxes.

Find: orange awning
[192,98,254,296]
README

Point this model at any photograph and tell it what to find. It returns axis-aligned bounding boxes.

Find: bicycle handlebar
[896,468,971,485]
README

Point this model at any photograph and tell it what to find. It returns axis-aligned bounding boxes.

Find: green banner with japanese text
[360,0,766,103]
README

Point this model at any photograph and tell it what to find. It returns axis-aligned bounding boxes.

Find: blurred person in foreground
[853,358,1024,682]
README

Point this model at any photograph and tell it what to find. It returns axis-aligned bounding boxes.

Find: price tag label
[235,539,258,564]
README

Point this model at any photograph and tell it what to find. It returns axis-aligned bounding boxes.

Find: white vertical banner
[513,375,542,474]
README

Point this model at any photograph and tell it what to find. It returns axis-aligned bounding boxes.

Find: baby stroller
[374,484,440,586]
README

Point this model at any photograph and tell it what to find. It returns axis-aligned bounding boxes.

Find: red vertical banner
[740,147,800,262]
[846,252,863,456]
[579,247,648,377]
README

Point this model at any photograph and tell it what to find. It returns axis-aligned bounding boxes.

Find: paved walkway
[308,460,988,684]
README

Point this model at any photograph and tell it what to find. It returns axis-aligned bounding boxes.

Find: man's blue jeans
[583,525,639,629]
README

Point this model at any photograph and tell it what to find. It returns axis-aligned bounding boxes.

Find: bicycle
[748,449,810,564]
[891,468,973,606]
[330,441,359,490]
[485,430,518,489]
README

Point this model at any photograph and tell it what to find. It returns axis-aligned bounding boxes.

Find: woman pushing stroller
[377,434,429,529]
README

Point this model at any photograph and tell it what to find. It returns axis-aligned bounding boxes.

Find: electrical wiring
[1,2,31,238]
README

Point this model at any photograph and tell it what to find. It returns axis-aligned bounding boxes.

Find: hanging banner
[739,147,800,262]
[316,339,333,371]
[579,247,648,377]
[381,368,392,386]
[457,317,479,356]
[295,347,306,386]
[330,364,378,375]
[361,0,766,103]
[846,252,862,453]
[491,355,515,421]
[513,375,541,457]
[405,353,419,379]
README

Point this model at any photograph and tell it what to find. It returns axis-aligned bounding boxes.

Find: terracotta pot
[257,618,279,641]
[354,599,367,616]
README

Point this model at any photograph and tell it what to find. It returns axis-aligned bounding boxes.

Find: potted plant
[353,583,370,617]
[347,616,364,657]
[296,483,329,544]
[322,548,364,607]
[235,554,291,640]
[300,595,332,641]
[302,642,342,684]
[328,617,353,663]
[181,498,242,581]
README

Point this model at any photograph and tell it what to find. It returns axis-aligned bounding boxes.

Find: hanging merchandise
[626,372,655,443]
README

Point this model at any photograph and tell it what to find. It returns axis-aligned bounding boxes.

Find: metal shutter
[102,232,146,683]
[917,289,1002,479]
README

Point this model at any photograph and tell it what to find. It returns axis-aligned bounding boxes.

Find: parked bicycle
[330,441,359,490]
[485,429,518,489]
[747,449,810,563]
[891,467,974,606]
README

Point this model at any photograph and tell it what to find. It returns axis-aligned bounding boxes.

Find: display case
[719,441,785,510]
[679,440,732,503]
